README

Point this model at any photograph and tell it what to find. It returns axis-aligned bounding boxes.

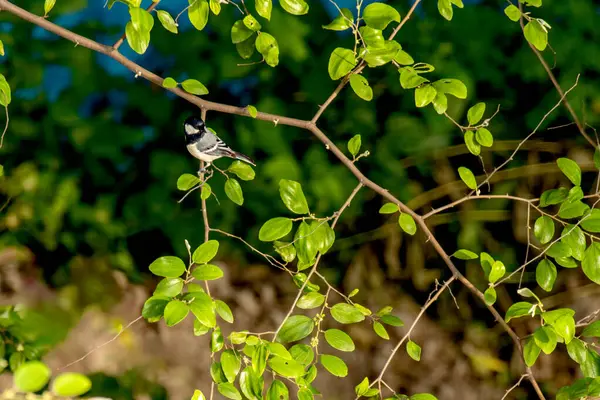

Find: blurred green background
[1,0,600,398]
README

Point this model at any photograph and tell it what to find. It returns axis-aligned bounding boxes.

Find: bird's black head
[184,116,206,136]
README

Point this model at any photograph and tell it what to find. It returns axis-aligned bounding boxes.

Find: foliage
[0,0,600,398]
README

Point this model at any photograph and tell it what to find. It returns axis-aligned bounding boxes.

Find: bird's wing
[196,131,235,157]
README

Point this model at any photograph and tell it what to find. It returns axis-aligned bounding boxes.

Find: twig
[56,316,142,371]
[0,106,8,148]
[501,374,528,400]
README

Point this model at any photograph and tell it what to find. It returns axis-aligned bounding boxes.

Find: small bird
[183,116,255,172]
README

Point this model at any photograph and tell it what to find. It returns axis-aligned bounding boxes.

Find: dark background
[1,0,600,398]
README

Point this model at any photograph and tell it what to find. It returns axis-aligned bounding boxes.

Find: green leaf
[259,218,293,242]
[277,315,314,343]
[279,0,309,15]
[360,26,384,48]
[480,252,494,278]
[464,131,481,156]
[228,161,255,181]
[130,7,154,32]
[557,158,582,186]
[189,292,217,328]
[210,0,221,15]
[484,287,496,306]
[539,187,568,207]
[221,350,241,383]
[294,222,318,266]
[324,329,355,352]
[432,79,467,99]
[211,327,225,352]
[247,105,258,118]
[534,326,558,355]
[236,35,256,59]
[504,5,521,21]
[225,178,244,205]
[274,241,296,262]
[269,356,305,378]
[534,215,555,244]
[398,213,417,235]
[328,48,356,80]
[458,166,477,190]
[268,343,292,360]
[125,21,150,54]
[177,173,199,191]
[583,242,600,284]
[381,314,404,326]
[290,344,314,366]
[536,259,557,292]
[355,377,370,396]
[505,302,535,322]
[407,340,421,361]
[380,203,399,214]
[566,338,587,364]
[239,367,262,400]
[189,0,209,31]
[164,300,189,326]
[467,102,485,125]
[582,209,600,233]
[323,8,353,31]
[0,74,11,106]
[201,183,212,200]
[349,75,373,101]
[583,321,600,337]
[320,354,348,377]
[523,337,541,367]
[255,32,279,67]
[489,260,505,283]
[595,149,600,170]
[399,67,429,89]
[267,380,289,400]
[142,296,169,322]
[231,20,254,43]
[44,0,57,15]
[558,200,589,219]
[51,373,92,397]
[414,85,437,108]
[297,292,325,309]
[437,0,453,20]
[394,49,414,65]
[157,10,178,33]
[363,3,401,30]
[215,300,234,323]
[14,361,51,392]
[154,277,184,297]
[330,303,365,324]
[218,382,242,400]
[192,264,223,280]
[347,134,362,157]
[452,249,478,260]
[363,41,401,67]
[279,179,309,214]
[255,0,272,20]
[0,40,4,57]
[211,362,227,384]
[524,20,548,51]
[411,394,438,400]
[373,321,389,340]
[432,92,448,114]
[243,15,261,31]
[475,128,493,147]
[193,240,219,264]
[149,256,185,277]
[542,309,575,344]
[182,79,209,96]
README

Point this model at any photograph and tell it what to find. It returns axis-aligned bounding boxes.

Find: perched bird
[183,116,255,171]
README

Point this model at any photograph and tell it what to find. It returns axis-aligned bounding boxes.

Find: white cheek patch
[185,124,199,135]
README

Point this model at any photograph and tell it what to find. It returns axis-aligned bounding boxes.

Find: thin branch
[0,105,8,148]
[56,315,143,371]
[517,2,595,148]
[501,374,528,400]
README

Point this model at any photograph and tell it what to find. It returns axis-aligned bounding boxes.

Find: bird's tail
[233,151,256,166]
